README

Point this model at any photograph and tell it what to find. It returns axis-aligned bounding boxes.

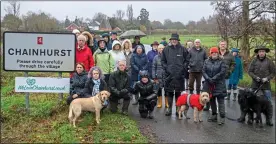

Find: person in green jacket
[93,38,115,86]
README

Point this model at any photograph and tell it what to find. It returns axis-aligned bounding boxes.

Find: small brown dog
[176,92,210,123]
[68,90,110,127]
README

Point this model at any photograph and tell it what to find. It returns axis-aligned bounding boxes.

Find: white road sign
[3,32,76,72]
[15,77,70,93]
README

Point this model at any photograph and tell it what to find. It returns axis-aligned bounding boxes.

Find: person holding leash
[248,46,275,126]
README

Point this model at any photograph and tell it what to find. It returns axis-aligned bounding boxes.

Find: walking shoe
[165,108,172,116]
[218,117,225,125]
[208,114,217,122]
[148,111,154,119]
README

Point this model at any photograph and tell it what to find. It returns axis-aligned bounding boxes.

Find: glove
[207,78,215,84]
[255,77,261,82]
[120,89,128,95]
[72,94,78,98]
[262,77,268,83]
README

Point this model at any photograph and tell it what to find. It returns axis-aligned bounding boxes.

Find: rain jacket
[109,40,126,71]
[76,44,95,73]
[147,48,158,78]
[229,48,243,85]
[131,45,148,81]
[93,47,115,75]
[122,39,133,76]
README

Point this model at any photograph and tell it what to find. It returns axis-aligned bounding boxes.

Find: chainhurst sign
[15,77,70,93]
[3,32,76,72]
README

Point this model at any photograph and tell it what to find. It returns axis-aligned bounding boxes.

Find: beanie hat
[210,47,219,54]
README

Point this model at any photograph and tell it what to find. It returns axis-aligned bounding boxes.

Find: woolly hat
[209,47,219,54]
[231,48,239,53]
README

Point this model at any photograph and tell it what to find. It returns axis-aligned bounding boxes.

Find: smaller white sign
[15,77,70,93]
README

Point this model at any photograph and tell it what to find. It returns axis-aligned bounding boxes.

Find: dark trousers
[104,74,110,86]
[210,96,225,117]
[139,99,157,118]
[109,98,130,113]
[157,88,162,96]
[188,72,203,93]
[166,91,181,109]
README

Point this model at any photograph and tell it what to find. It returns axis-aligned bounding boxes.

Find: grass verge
[1,69,148,143]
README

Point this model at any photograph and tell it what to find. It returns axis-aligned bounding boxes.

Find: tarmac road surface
[126,44,275,143]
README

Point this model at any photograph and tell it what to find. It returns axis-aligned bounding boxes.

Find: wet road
[128,45,275,143]
[128,93,275,143]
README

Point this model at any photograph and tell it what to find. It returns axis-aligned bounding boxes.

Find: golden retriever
[177,92,210,123]
[68,90,110,127]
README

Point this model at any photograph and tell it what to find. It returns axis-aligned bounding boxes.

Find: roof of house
[65,23,79,29]
[113,27,122,31]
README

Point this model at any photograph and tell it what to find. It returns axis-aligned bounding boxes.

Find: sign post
[58,72,63,102]
[24,72,30,113]
[3,32,76,112]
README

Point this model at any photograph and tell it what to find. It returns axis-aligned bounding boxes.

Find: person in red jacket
[71,35,94,78]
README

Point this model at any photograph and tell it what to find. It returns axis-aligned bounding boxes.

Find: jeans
[264,90,272,102]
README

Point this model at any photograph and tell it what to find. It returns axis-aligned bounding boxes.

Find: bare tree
[113,10,125,20]
[126,4,133,22]
[4,1,20,17]
[93,12,107,23]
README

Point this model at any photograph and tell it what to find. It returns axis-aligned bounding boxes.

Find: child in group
[132,70,157,119]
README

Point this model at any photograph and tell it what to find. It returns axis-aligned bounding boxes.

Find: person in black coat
[109,60,132,115]
[202,47,227,125]
[67,63,88,105]
[161,33,189,116]
[133,70,157,119]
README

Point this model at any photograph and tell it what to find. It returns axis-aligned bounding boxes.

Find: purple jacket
[147,49,158,78]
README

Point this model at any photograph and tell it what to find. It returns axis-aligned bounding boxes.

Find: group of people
[67,29,275,124]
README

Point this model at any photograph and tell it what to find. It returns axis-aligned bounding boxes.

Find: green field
[140,35,232,47]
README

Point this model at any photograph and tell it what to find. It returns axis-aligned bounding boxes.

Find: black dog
[238,88,273,127]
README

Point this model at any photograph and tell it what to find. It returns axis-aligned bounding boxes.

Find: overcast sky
[1,1,215,24]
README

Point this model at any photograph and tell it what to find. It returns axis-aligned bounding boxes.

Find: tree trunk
[241,1,250,64]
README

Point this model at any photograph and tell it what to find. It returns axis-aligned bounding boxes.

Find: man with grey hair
[187,39,207,94]
[218,40,235,100]
[109,60,132,115]
[70,34,94,78]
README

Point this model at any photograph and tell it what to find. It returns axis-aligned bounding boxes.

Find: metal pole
[24,72,30,113]
[58,72,63,102]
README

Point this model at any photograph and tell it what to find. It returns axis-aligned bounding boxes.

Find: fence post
[58,72,63,102]
[24,72,30,113]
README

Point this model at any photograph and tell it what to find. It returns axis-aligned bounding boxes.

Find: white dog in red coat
[176,92,210,122]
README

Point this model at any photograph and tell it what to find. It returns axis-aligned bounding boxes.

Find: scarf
[92,79,101,96]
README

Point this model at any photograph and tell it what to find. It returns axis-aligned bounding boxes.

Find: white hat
[72,29,80,34]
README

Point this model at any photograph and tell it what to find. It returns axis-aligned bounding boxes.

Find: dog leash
[254,82,265,94]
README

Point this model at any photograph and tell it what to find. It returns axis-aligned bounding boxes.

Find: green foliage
[1,67,148,143]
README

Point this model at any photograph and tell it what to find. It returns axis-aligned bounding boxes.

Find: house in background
[87,18,112,32]
[65,23,79,31]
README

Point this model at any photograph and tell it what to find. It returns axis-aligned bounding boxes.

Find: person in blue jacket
[147,41,159,79]
[228,48,243,101]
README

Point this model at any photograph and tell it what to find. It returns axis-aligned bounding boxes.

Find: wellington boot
[157,96,162,108]
[165,96,169,108]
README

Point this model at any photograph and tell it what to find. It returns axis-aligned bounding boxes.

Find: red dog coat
[176,94,204,111]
